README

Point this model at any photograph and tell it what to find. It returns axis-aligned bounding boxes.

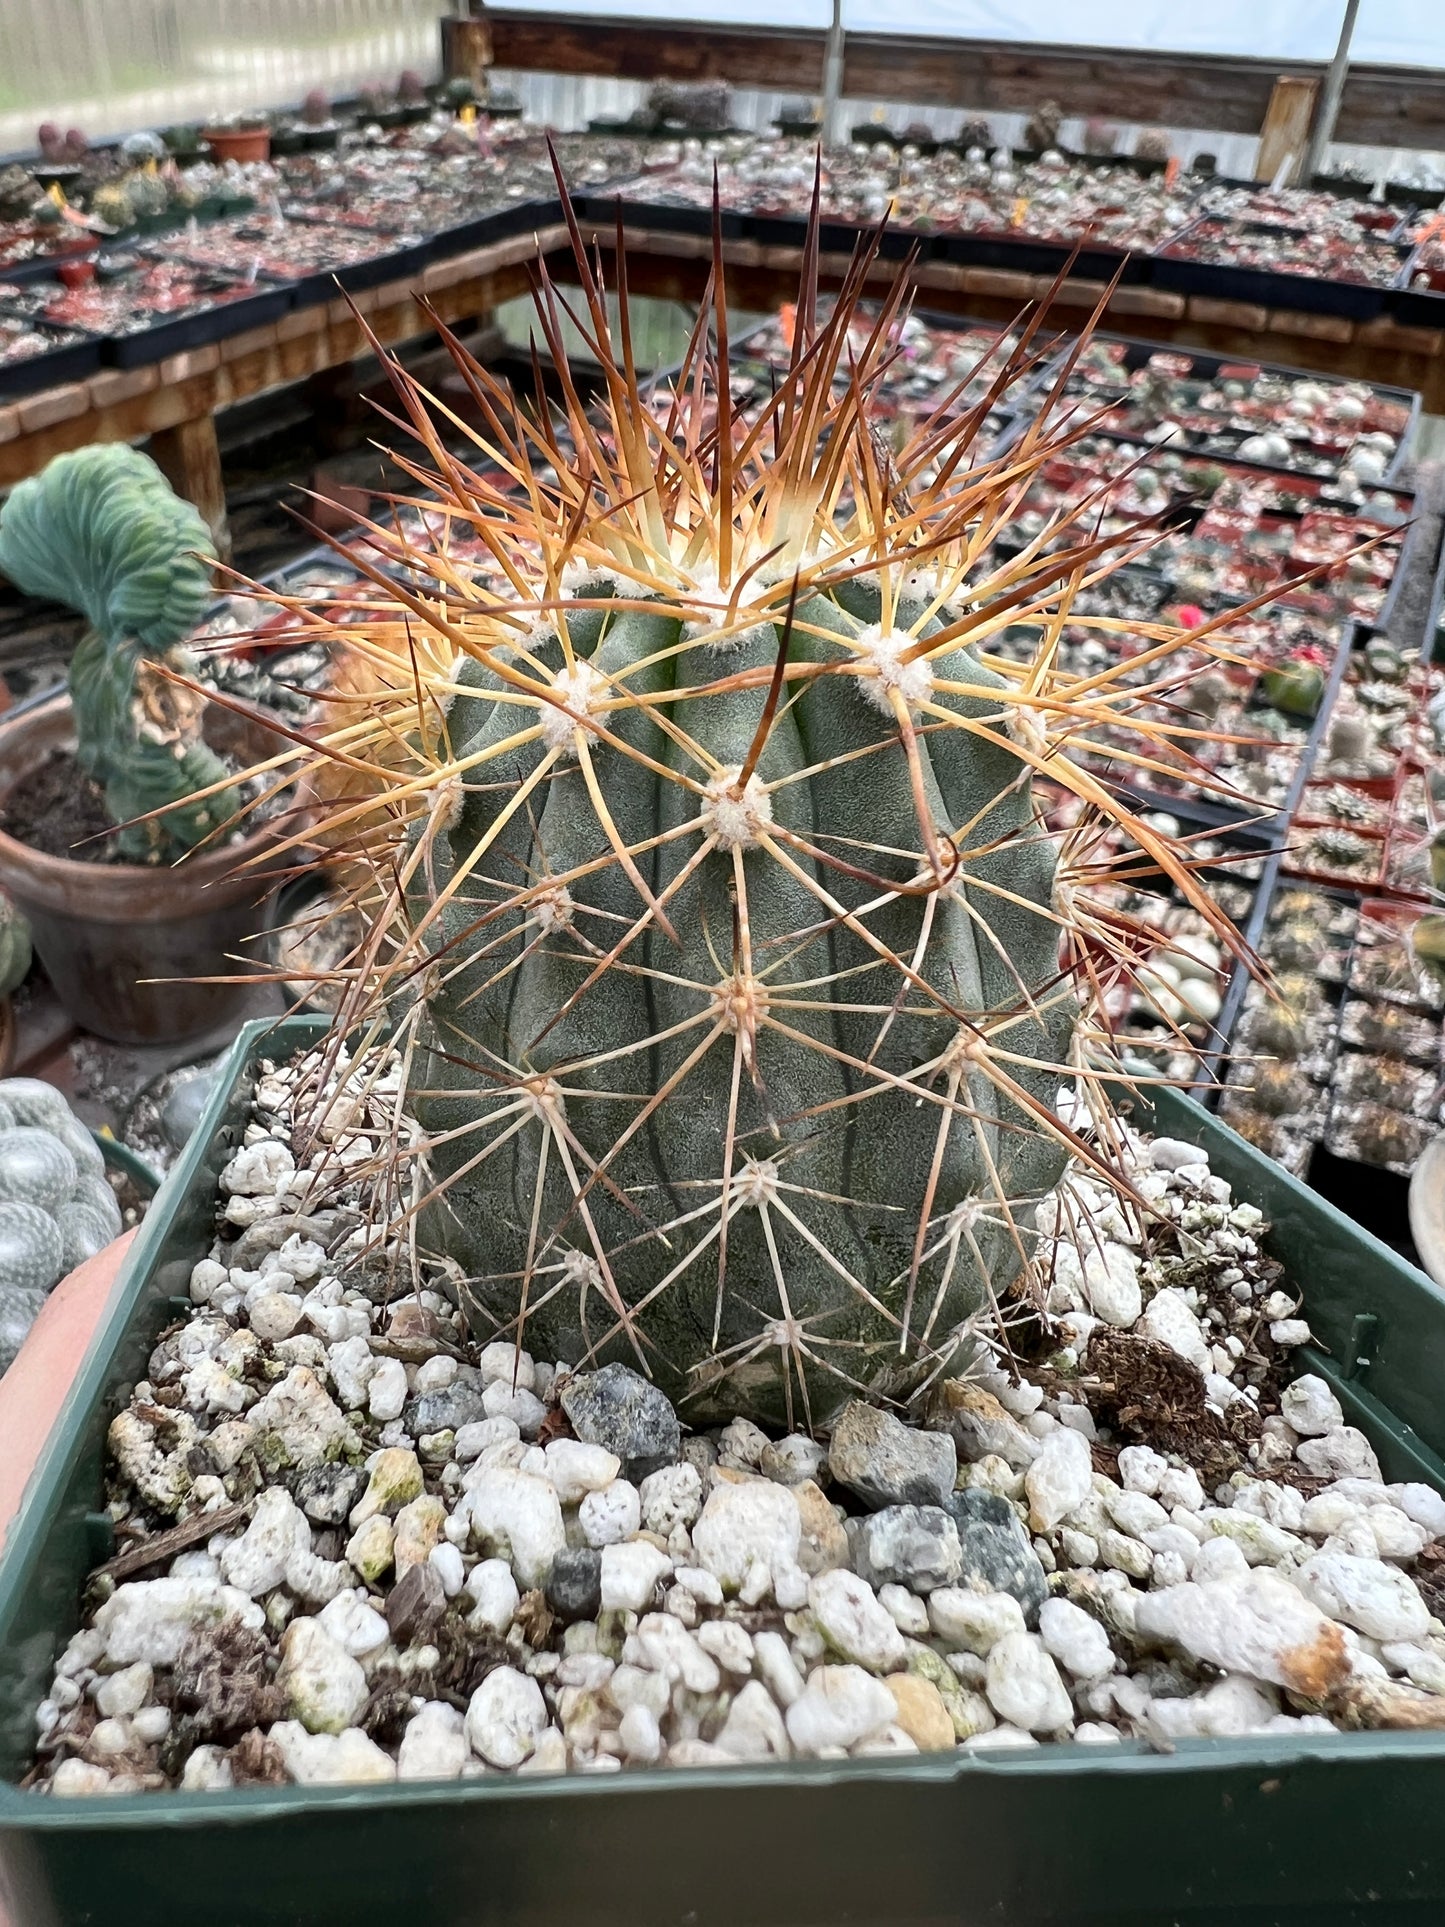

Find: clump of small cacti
[1135,129,1172,163]
[0,444,235,860]
[0,1078,122,1374]
[1023,100,1063,152]
[958,116,994,153]
[252,179,1254,1428]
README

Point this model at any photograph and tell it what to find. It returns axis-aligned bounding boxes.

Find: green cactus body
[0,444,236,860]
[0,1078,122,1370]
[275,203,1248,1433]
[0,896,31,997]
[412,582,1072,1426]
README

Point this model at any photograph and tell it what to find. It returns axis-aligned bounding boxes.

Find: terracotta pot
[202,126,271,164]
[0,695,304,1046]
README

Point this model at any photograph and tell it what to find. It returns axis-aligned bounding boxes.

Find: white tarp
[491,0,1445,68]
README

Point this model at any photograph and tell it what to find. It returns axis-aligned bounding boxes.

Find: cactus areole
[281,180,1251,1429]
[0,444,234,861]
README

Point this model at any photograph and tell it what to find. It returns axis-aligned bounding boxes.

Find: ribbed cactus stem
[414,579,1072,1426]
[258,200,1252,1431]
[0,444,234,860]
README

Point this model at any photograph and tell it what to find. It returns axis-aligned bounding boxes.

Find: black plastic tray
[934,228,1151,286]
[578,193,747,244]
[103,279,294,367]
[1152,217,1412,321]
[0,327,100,399]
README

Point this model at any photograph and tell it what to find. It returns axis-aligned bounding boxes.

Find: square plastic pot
[3,1015,1445,1925]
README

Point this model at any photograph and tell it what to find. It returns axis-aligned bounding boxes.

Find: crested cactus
[0,1077,121,1374]
[0,444,236,860]
[257,192,1253,1429]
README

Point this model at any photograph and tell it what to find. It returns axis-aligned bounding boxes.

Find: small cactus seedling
[0,444,235,860]
[244,178,1275,1428]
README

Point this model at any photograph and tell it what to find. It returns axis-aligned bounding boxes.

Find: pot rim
[0,692,307,923]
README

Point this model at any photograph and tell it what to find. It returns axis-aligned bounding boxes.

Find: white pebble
[367,1356,409,1423]
[429,1542,466,1598]
[1025,1428,1094,1534]
[544,1439,622,1504]
[483,1379,547,1437]
[398,1701,469,1781]
[464,1559,520,1636]
[1280,1375,1342,1438]
[785,1666,897,1755]
[639,1462,703,1536]
[466,1667,548,1768]
[1294,1551,1430,1643]
[928,1589,1026,1655]
[1117,1446,1167,1495]
[808,1569,906,1673]
[1038,1598,1114,1681]
[580,1480,642,1548]
[600,1540,672,1612]
[691,1480,801,1595]
[985,1633,1074,1733]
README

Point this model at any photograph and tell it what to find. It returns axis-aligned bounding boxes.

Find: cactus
[90,181,135,230]
[259,193,1250,1429]
[0,444,236,861]
[0,896,31,997]
[0,1077,121,1373]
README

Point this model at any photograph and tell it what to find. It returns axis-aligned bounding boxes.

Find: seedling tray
[104,279,294,368]
[1040,331,1422,485]
[0,322,101,399]
[1154,217,1413,320]
[4,1014,1445,1924]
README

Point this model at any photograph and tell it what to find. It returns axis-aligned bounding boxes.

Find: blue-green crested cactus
[270,215,1246,1429]
[0,1077,121,1374]
[0,443,236,861]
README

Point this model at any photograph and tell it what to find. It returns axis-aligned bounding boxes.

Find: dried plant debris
[22,1044,1445,1798]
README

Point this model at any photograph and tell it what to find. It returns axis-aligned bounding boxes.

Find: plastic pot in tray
[6,1013,1445,1923]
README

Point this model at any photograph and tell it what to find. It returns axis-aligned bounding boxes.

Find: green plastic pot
[2,1015,1445,1926]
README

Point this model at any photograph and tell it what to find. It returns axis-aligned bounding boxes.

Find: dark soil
[0,748,122,862]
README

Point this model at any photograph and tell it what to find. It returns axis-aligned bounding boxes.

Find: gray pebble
[560,1364,680,1480]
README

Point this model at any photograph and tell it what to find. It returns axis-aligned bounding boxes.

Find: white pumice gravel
[28,1044,1445,1798]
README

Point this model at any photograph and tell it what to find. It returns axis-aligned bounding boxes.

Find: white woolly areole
[426,776,465,833]
[701,765,774,850]
[679,567,771,650]
[561,1248,604,1290]
[733,1156,781,1208]
[852,624,935,714]
[1006,704,1051,761]
[532,884,575,934]
[559,554,619,597]
[541,659,608,753]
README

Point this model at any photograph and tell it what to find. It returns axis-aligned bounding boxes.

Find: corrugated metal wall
[1,0,439,152]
